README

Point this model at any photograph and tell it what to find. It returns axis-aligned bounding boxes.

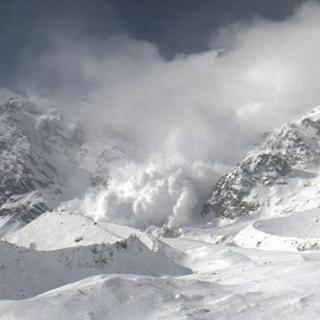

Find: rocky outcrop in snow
[0,99,90,226]
[203,107,320,219]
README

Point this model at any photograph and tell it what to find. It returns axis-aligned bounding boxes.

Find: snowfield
[2,209,320,319]
[0,233,190,301]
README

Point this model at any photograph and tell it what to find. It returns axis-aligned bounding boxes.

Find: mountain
[203,106,320,220]
[0,98,91,236]
[0,98,136,237]
[4,100,320,319]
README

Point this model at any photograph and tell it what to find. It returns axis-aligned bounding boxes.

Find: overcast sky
[0,0,308,89]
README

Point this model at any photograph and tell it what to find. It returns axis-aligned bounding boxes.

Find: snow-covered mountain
[0,99,92,235]
[4,99,320,319]
[0,98,136,236]
[203,106,320,220]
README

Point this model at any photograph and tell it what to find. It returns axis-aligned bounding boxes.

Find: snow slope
[0,235,190,301]
[6,211,121,250]
[6,211,163,251]
[0,98,90,232]
[3,238,320,320]
[3,205,320,319]
[203,106,320,221]
[233,208,320,251]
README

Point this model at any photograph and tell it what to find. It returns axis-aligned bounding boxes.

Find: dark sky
[0,0,309,89]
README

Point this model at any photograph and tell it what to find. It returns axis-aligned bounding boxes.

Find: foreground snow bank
[0,237,190,300]
[233,209,320,251]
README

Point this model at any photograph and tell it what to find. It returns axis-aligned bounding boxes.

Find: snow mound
[6,210,161,251]
[0,274,224,320]
[6,211,121,250]
[254,209,320,238]
[0,237,191,300]
[233,209,320,251]
[3,242,320,320]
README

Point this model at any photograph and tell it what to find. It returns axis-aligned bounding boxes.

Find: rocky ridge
[203,107,320,219]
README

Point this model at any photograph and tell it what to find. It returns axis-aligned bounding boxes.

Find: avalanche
[3,99,320,319]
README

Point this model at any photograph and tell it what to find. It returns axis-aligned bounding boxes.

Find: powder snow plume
[12,1,320,228]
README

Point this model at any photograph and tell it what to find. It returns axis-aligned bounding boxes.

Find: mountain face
[203,107,320,220]
[0,99,91,228]
[4,100,320,319]
[3,97,320,230]
[0,98,137,234]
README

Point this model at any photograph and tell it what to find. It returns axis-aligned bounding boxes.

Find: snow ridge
[0,99,90,230]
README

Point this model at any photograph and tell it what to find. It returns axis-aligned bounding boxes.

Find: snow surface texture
[0,233,190,301]
[4,211,320,319]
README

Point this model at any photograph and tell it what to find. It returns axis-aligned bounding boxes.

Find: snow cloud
[15,1,320,228]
